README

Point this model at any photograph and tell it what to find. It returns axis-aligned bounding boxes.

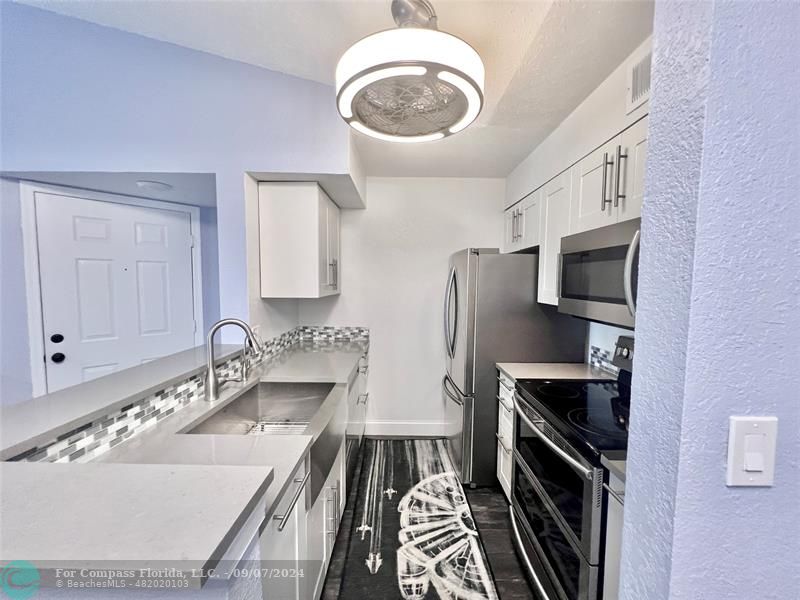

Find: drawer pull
[496,433,512,454]
[273,472,310,532]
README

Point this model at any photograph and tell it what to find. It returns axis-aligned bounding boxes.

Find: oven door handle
[513,395,593,480]
[509,505,555,600]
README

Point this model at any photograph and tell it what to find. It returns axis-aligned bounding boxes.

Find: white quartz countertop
[496,362,612,381]
[0,344,241,459]
[259,341,366,384]
[0,462,273,586]
[0,339,366,587]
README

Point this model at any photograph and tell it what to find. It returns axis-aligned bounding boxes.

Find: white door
[569,138,619,234]
[617,116,649,222]
[519,190,541,250]
[538,172,572,305]
[35,192,198,392]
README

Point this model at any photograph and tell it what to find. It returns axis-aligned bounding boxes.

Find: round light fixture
[335,0,484,143]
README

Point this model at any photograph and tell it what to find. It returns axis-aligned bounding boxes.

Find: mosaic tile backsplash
[589,345,620,375]
[8,325,368,464]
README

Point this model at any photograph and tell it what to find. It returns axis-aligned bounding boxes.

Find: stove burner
[567,408,627,439]
[536,383,580,400]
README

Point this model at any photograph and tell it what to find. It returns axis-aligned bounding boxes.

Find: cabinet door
[519,190,541,250]
[306,487,327,600]
[260,462,307,600]
[538,172,572,305]
[326,199,341,292]
[502,207,517,254]
[569,139,619,234]
[617,116,649,222]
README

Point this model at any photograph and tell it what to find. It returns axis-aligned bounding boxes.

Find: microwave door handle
[556,252,563,300]
[623,229,640,316]
[513,395,593,480]
[509,506,555,600]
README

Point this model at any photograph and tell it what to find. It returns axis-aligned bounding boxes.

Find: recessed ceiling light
[335,0,485,143]
[136,180,173,192]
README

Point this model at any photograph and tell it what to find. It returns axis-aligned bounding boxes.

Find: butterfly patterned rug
[335,438,499,600]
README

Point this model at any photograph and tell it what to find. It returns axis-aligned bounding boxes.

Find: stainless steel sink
[184,382,334,436]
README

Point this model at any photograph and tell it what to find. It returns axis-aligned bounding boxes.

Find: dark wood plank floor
[323,440,536,600]
[465,487,537,600]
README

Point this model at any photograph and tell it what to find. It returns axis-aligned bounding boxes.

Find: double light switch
[726,416,778,487]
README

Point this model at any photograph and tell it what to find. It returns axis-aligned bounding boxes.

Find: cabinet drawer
[496,439,512,500]
[498,399,513,439]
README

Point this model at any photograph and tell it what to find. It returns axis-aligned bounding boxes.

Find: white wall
[298,177,505,436]
[620,1,799,598]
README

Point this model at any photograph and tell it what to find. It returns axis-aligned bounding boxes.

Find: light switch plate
[726,416,778,487]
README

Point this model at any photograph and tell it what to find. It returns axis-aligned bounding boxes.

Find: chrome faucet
[205,318,264,402]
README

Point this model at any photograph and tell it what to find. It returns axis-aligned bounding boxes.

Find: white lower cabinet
[496,373,515,501]
[306,441,346,600]
[260,460,308,600]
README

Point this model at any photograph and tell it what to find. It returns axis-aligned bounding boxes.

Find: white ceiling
[16,0,654,178]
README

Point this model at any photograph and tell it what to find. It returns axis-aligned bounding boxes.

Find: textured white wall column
[620,1,800,599]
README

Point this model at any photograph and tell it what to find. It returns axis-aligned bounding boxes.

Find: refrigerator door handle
[442,374,464,405]
[444,266,456,359]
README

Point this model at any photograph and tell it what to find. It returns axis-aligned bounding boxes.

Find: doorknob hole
[50,333,64,343]
[51,352,66,363]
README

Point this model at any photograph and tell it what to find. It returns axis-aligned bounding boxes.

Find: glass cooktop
[516,378,630,456]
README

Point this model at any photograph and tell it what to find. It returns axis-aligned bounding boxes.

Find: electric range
[508,336,634,600]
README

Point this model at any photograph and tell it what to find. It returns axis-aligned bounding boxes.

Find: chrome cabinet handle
[600,152,614,211]
[496,395,513,413]
[517,208,524,241]
[603,482,625,506]
[496,432,512,454]
[509,505,554,600]
[273,471,311,532]
[623,229,640,317]
[513,395,593,480]
[511,209,517,242]
[614,144,627,207]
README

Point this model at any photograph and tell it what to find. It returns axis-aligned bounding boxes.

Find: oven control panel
[612,336,634,371]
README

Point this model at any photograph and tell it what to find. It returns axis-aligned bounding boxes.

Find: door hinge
[193,319,198,333]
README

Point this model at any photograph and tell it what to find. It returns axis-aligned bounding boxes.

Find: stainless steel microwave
[558,219,640,329]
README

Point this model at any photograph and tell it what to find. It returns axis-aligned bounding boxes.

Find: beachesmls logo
[0,561,40,599]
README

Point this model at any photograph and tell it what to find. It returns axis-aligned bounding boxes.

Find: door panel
[35,192,197,393]
[442,374,465,479]
[445,250,473,395]
[569,139,619,234]
[618,117,649,222]
[519,191,541,250]
[538,172,571,305]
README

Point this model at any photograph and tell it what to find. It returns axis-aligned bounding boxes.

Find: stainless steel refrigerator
[442,248,587,485]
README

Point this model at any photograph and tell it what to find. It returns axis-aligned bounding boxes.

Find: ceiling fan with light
[335,0,485,143]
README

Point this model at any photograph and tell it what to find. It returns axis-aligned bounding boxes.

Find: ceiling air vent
[626,46,652,114]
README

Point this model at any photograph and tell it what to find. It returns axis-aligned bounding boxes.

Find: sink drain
[248,420,309,435]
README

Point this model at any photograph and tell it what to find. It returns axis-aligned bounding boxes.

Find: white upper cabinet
[569,116,649,234]
[538,172,571,305]
[569,138,620,234]
[519,191,542,249]
[502,190,541,254]
[617,116,649,222]
[258,182,341,298]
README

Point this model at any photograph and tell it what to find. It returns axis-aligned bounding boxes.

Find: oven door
[511,456,599,600]
[513,394,604,563]
[557,219,640,329]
